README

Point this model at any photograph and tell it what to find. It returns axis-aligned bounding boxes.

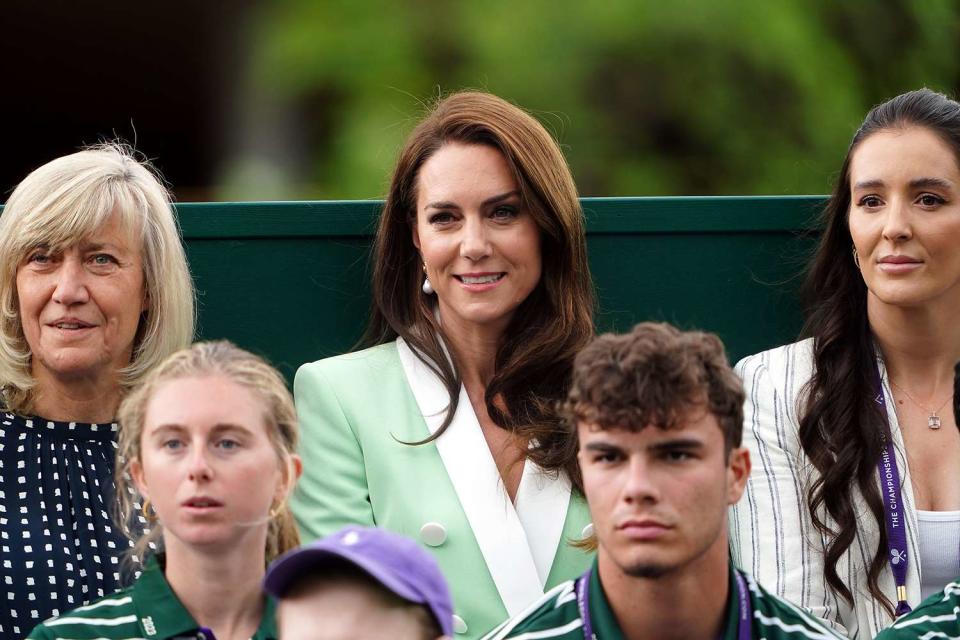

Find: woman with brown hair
[731,88,960,637]
[28,341,302,640]
[292,91,595,637]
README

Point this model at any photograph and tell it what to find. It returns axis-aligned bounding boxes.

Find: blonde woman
[0,144,194,637]
[28,341,302,640]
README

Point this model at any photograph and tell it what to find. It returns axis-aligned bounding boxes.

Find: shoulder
[742,571,844,638]
[481,581,581,640]
[28,587,139,639]
[736,338,814,384]
[296,342,402,389]
[876,581,960,638]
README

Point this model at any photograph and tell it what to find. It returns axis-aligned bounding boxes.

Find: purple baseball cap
[264,526,454,636]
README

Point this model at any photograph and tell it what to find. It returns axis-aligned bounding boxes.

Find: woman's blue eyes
[857,193,946,208]
[160,439,241,450]
[91,253,118,265]
[427,206,520,225]
[24,252,118,265]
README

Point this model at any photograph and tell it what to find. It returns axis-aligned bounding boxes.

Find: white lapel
[515,457,571,586]
[396,337,569,616]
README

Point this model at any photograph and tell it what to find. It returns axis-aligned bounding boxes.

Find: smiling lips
[877,255,922,274]
[47,318,96,330]
[454,272,506,290]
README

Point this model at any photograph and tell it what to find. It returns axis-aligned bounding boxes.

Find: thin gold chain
[889,379,952,414]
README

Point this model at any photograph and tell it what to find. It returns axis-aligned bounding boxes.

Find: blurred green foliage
[220,0,960,199]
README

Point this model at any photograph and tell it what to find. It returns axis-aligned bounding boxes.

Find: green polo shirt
[26,556,277,640]
[481,559,842,639]
[875,579,960,638]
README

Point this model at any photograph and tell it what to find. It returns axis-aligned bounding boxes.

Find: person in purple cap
[265,525,453,640]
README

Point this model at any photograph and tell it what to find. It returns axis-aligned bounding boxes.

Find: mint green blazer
[291,340,593,638]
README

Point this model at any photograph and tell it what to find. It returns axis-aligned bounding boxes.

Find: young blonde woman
[28,341,302,640]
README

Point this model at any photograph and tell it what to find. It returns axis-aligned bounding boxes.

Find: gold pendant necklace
[889,379,953,430]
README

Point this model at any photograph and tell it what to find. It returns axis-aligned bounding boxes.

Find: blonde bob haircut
[0,143,195,413]
[116,340,301,564]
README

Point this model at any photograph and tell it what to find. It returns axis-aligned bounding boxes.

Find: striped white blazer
[730,339,922,639]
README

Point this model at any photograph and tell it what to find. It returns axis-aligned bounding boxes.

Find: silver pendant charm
[928,414,942,430]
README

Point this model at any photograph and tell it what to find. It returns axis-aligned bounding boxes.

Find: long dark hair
[364,91,595,478]
[800,88,960,615]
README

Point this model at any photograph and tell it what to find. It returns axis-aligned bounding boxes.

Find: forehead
[23,209,143,255]
[143,375,269,434]
[850,127,960,185]
[416,143,517,203]
[578,407,724,446]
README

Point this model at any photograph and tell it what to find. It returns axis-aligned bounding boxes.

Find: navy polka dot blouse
[0,413,135,638]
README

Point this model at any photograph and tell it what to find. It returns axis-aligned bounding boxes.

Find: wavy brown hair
[364,91,594,478]
[800,88,960,616]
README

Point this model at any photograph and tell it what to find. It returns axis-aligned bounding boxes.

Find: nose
[622,456,660,505]
[459,215,491,262]
[51,256,90,306]
[881,198,913,243]
[187,448,214,483]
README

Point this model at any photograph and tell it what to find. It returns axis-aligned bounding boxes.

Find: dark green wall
[179,196,825,382]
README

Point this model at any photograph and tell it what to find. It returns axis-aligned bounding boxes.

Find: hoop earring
[421,263,434,295]
[268,505,282,519]
[141,499,157,522]
[852,245,860,268]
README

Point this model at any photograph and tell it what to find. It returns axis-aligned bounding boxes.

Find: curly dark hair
[562,322,743,490]
[800,87,960,616]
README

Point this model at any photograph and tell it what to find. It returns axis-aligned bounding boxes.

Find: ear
[130,458,150,503]
[277,454,303,502]
[725,446,751,505]
[411,219,421,252]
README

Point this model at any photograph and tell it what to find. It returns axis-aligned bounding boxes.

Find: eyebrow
[853,177,954,191]
[148,423,254,436]
[583,441,622,453]
[424,190,521,211]
[648,438,705,452]
[78,241,124,252]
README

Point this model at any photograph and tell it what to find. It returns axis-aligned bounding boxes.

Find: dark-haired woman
[291,91,595,638]
[730,88,960,638]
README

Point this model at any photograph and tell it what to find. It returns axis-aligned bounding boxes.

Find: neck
[30,370,122,423]
[163,534,267,640]
[598,538,730,640]
[868,295,960,398]
[438,305,506,387]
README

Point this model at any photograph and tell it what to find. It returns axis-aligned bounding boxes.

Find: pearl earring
[422,264,434,295]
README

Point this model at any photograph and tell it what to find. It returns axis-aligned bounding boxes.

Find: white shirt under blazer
[730,338,921,639]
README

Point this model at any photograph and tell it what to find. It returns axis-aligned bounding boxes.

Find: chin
[621,560,673,579]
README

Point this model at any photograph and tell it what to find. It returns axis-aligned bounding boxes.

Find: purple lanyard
[872,363,913,616]
[575,567,752,640]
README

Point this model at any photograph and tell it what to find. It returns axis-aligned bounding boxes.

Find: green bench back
[180,196,824,382]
